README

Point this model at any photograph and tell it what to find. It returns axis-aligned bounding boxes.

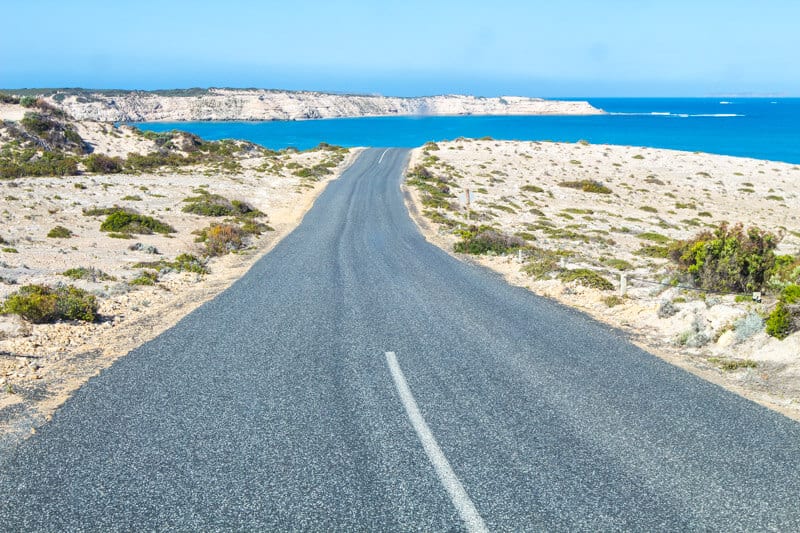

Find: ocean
[134,98,800,164]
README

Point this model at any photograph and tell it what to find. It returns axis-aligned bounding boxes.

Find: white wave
[719,101,732,104]
[608,111,742,118]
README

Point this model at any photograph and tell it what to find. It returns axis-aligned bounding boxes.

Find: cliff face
[43,89,603,122]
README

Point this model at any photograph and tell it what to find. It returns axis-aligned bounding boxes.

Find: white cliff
[42,89,604,122]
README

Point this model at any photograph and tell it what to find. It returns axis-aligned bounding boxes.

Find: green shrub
[181,190,262,217]
[766,283,800,339]
[133,253,208,275]
[523,248,565,279]
[782,284,800,304]
[603,295,624,307]
[635,244,671,258]
[766,303,792,339]
[1,284,98,323]
[0,92,20,104]
[558,180,612,194]
[130,271,158,286]
[63,267,115,281]
[197,224,246,256]
[85,153,123,173]
[47,225,73,238]
[601,258,634,271]
[520,184,544,193]
[454,229,524,255]
[558,269,614,290]
[100,211,175,235]
[637,232,671,243]
[172,253,208,274]
[669,223,778,292]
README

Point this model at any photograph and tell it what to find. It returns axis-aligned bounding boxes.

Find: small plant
[734,312,764,342]
[640,206,658,213]
[765,283,800,339]
[1,284,98,323]
[637,232,671,243]
[558,180,612,194]
[520,184,544,193]
[709,357,758,371]
[558,269,613,290]
[197,224,246,256]
[601,258,633,271]
[182,190,263,217]
[63,267,115,282]
[658,300,678,318]
[84,154,123,174]
[130,270,158,286]
[635,244,671,258]
[632,154,645,160]
[100,211,175,235]
[603,295,624,307]
[47,225,73,238]
[454,228,524,255]
[120,195,142,201]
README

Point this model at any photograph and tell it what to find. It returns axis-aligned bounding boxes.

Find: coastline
[20,88,605,122]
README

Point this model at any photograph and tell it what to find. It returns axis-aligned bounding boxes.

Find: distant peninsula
[3,88,604,122]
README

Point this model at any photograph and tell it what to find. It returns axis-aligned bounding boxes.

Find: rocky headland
[18,88,604,122]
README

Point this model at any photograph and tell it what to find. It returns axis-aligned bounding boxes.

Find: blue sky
[1,0,798,96]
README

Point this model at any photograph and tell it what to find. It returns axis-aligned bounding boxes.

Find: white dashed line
[385,351,488,533]
[378,148,389,164]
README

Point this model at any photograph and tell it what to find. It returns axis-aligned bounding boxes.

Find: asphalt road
[2,148,800,531]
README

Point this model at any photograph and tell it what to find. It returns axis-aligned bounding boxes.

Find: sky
[1,0,799,97]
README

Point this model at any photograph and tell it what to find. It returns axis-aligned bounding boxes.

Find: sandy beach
[405,139,800,420]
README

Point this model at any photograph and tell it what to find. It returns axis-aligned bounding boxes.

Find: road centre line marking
[384,351,488,533]
[379,148,389,164]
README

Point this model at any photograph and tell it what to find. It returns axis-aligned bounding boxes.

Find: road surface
[2,148,800,531]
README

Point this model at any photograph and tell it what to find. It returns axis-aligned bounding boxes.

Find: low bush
[63,267,115,282]
[182,190,262,218]
[669,223,778,292]
[130,271,158,286]
[558,269,614,290]
[47,225,73,238]
[658,300,678,318]
[133,253,208,275]
[766,283,800,339]
[635,244,671,258]
[100,211,175,235]
[1,284,98,323]
[558,180,612,194]
[85,153,123,173]
[453,228,524,255]
[734,312,764,342]
[523,248,565,279]
[0,92,20,104]
[197,224,246,256]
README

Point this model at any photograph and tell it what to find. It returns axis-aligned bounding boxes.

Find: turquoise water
[135,98,800,163]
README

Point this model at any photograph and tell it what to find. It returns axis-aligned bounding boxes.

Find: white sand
[0,129,360,436]
[406,139,800,420]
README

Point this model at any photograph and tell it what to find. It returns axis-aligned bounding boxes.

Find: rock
[717,330,736,348]
[0,315,31,339]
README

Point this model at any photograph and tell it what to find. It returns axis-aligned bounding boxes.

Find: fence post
[619,273,627,296]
